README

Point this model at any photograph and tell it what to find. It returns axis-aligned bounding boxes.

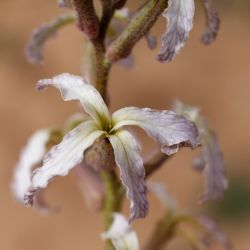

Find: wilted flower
[12,114,104,212]
[23,73,199,222]
[102,213,139,250]
[158,0,220,63]
[26,14,75,64]
[148,182,231,250]
[173,100,228,203]
[12,129,54,212]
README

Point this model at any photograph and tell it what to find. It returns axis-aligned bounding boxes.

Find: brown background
[1,0,250,249]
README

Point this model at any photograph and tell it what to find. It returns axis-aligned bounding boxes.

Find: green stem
[92,40,111,103]
[101,171,124,250]
[106,0,168,63]
[143,211,176,250]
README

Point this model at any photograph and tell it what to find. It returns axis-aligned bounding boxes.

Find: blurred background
[1,0,250,249]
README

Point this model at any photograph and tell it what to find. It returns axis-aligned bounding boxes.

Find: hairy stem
[106,0,168,63]
[72,0,100,39]
[92,40,111,103]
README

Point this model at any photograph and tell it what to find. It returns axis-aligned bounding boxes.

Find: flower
[24,73,199,222]
[173,100,228,203]
[102,213,139,250]
[158,0,220,63]
[12,129,53,213]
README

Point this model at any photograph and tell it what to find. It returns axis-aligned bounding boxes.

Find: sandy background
[0,0,250,249]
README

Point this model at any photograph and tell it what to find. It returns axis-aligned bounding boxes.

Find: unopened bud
[84,138,116,171]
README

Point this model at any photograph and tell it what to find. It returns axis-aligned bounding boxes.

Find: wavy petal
[158,0,195,63]
[101,213,140,250]
[198,131,228,202]
[109,130,148,222]
[173,100,228,202]
[25,121,105,206]
[12,129,50,204]
[37,73,111,125]
[112,107,199,155]
[201,0,220,45]
[25,14,75,63]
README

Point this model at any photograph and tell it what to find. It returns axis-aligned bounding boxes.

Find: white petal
[109,130,148,222]
[158,0,195,63]
[201,0,220,45]
[25,121,105,205]
[37,73,111,126]
[112,107,199,155]
[101,213,140,250]
[12,129,50,204]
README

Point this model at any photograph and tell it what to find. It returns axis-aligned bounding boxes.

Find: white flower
[24,73,199,222]
[101,213,139,250]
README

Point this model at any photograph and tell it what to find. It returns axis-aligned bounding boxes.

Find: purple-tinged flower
[12,114,89,212]
[26,14,75,64]
[173,100,228,203]
[102,213,139,250]
[149,182,231,250]
[200,0,220,45]
[158,0,195,63]
[158,0,220,63]
[24,73,199,222]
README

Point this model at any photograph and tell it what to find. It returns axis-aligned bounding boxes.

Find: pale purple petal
[25,121,105,206]
[158,0,195,63]
[112,107,199,156]
[12,129,50,204]
[201,0,220,45]
[37,73,111,125]
[25,14,75,64]
[75,163,104,211]
[58,0,72,8]
[199,131,228,203]
[109,130,148,222]
[173,100,228,202]
[101,213,140,250]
